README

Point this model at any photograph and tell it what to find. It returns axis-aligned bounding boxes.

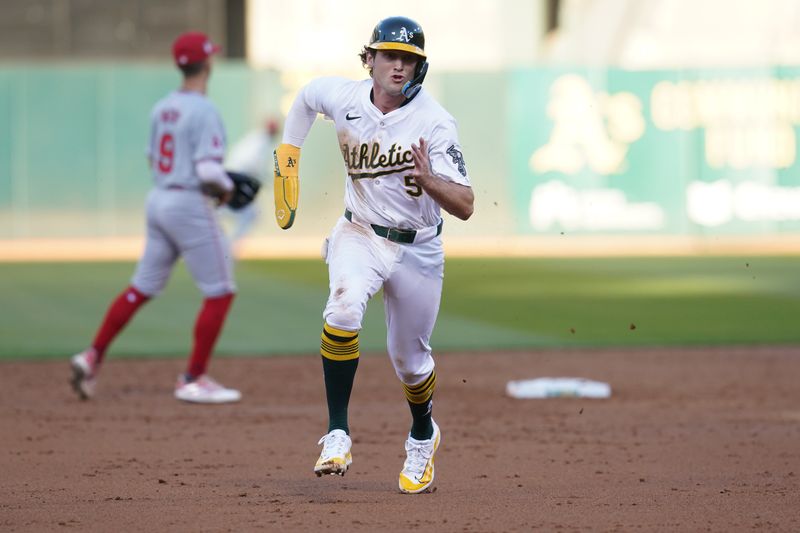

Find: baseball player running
[273,16,474,493]
[70,31,241,404]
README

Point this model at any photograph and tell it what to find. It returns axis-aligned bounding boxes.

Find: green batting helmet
[368,16,426,58]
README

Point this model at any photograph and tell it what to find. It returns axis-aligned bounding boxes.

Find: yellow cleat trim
[398,427,441,494]
[314,453,353,476]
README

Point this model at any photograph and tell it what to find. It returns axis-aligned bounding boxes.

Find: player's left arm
[409,137,474,221]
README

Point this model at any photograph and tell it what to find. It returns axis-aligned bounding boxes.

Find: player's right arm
[191,102,231,204]
[282,77,348,146]
[197,159,234,205]
[273,77,350,229]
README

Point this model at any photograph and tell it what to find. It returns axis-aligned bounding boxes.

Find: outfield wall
[1,63,799,254]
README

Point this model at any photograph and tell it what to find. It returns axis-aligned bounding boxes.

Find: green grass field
[1,256,798,360]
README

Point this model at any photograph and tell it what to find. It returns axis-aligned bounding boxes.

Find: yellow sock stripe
[406,370,436,393]
[321,340,359,356]
[320,324,360,361]
[320,339,357,351]
[320,337,358,349]
[404,371,437,404]
[323,323,358,342]
[321,343,359,361]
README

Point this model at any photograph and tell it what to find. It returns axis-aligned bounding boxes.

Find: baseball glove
[225,171,261,210]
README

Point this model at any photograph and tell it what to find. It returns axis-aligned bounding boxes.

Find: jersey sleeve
[146,107,158,164]
[283,77,350,147]
[428,118,471,187]
[193,104,226,163]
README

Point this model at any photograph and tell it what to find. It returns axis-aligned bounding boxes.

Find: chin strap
[402,61,429,100]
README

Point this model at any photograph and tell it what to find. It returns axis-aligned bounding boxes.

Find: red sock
[92,286,150,363]
[186,293,235,378]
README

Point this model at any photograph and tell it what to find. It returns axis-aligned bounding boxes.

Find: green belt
[344,209,441,244]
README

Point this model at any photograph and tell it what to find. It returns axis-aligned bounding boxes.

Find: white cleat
[314,429,352,476]
[399,420,441,494]
[174,374,242,404]
[70,348,99,400]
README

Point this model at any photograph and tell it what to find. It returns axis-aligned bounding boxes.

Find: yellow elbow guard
[273,143,300,229]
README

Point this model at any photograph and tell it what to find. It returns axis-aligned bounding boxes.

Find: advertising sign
[510,67,800,235]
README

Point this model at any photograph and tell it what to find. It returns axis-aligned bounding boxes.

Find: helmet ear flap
[402,60,428,99]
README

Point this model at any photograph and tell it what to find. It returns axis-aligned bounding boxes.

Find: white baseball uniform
[283,77,471,385]
[133,89,235,298]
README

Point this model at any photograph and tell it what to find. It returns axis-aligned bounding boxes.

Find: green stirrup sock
[320,323,360,434]
[404,370,437,440]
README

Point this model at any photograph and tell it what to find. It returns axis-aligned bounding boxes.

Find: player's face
[368,50,419,98]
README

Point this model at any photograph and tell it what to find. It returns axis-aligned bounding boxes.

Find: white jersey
[147,90,227,189]
[284,77,470,230]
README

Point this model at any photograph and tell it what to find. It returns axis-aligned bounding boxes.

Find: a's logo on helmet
[395,27,412,43]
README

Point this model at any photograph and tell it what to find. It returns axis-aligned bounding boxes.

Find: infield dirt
[2,346,799,532]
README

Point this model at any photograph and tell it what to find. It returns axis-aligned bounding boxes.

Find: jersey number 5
[404,176,422,197]
[158,133,175,173]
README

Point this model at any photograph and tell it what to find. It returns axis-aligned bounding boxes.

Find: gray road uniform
[134,89,235,298]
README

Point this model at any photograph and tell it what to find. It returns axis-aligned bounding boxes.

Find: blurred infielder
[273,16,474,493]
[223,117,281,248]
[70,31,242,404]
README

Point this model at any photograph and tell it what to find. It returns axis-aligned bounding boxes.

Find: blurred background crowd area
[2,0,800,257]
[4,0,800,68]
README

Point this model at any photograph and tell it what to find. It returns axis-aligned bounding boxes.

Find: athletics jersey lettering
[341,142,414,178]
[286,77,470,229]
